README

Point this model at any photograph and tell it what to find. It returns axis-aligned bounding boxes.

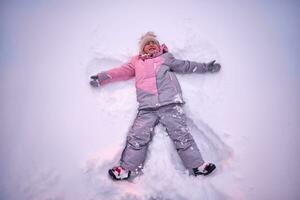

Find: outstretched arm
[165,53,221,74]
[90,61,135,87]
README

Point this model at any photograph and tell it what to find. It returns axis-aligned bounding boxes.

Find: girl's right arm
[90,58,136,87]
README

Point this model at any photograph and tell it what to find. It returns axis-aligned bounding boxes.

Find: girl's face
[143,41,160,54]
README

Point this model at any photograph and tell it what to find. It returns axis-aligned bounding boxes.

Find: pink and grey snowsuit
[97,44,213,171]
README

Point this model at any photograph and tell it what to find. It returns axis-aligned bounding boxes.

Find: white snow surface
[1,0,300,200]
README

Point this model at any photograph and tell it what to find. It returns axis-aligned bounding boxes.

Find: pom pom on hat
[139,31,160,54]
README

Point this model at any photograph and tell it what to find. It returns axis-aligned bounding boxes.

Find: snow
[1,0,300,199]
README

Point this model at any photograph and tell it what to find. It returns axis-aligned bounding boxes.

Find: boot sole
[108,169,131,181]
[194,164,216,176]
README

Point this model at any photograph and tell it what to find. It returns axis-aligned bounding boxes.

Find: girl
[90,32,220,180]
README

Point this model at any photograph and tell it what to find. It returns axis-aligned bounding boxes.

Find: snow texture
[1,0,300,200]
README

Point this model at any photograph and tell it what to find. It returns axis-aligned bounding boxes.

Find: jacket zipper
[169,72,178,92]
[154,63,160,106]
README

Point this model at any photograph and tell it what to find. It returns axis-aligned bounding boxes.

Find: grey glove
[90,75,99,87]
[89,73,111,87]
[207,60,221,73]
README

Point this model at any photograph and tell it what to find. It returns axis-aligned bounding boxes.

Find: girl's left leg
[158,104,205,169]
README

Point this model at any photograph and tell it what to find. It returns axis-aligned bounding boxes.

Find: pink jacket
[97,44,211,110]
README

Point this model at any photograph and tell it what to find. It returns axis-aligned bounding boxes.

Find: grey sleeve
[164,53,209,74]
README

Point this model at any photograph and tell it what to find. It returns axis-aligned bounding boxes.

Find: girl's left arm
[164,53,220,74]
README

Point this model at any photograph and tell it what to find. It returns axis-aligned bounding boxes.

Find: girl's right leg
[120,109,159,171]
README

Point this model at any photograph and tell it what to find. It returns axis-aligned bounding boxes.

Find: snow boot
[193,162,216,176]
[108,166,131,180]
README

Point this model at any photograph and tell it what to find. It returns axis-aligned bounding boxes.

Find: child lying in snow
[90,32,220,180]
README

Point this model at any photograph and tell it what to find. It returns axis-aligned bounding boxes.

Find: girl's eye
[146,41,155,45]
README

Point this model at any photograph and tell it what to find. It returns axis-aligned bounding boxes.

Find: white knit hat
[139,31,160,54]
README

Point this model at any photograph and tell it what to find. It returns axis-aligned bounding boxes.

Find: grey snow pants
[120,103,204,171]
